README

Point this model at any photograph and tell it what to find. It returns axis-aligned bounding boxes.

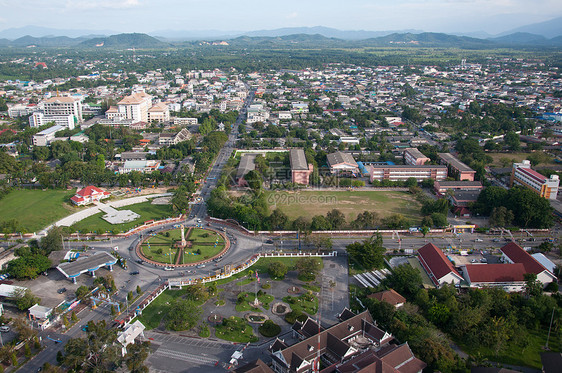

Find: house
[417,243,463,287]
[233,359,274,373]
[289,148,313,185]
[327,151,359,175]
[118,160,160,174]
[500,242,557,286]
[32,125,64,146]
[271,309,425,373]
[70,185,111,206]
[367,289,406,308]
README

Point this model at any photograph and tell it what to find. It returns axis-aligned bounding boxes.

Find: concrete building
[57,252,117,283]
[438,153,476,181]
[500,242,557,285]
[369,165,447,182]
[510,160,559,200]
[29,111,76,129]
[327,151,359,175]
[434,180,483,196]
[29,304,53,330]
[43,96,83,123]
[32,125,64,146]
[289,148,313,185]
[147,102,170,123]
[107,91,152,123]
[70,185,111,206]
[173,117,198,126]
[403,148,430,166]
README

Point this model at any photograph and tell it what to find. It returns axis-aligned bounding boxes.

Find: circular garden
[138,226,229,266]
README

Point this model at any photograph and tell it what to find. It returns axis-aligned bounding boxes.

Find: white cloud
[286,12,298,19]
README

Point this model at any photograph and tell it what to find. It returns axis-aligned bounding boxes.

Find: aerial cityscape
[0,1,561,373]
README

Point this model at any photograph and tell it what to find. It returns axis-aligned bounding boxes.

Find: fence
[121,250,337,327]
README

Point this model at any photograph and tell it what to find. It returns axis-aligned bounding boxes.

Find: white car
[475,238,483,242]
[163,267,174,271]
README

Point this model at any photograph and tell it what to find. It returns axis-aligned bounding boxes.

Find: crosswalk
[353,268,391,288]
[146,331,229,350]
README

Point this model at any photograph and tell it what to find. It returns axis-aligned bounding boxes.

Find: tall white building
[29,112,75,130]
[106,91,152,123]
[43,96,83,123]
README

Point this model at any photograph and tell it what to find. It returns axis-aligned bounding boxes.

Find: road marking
[154,348,218,365]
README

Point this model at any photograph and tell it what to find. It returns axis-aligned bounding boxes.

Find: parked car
[129,271,139,275]
[475,238,483,242]
[0,326,10,333]
[57,288,67,294]
[163,267,174,271]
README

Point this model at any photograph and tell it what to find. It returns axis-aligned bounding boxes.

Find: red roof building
[417,243,463,287]
[70,186,111,206]
[368,289,406,308]
[500,242,557,285]
[462,263,527,292]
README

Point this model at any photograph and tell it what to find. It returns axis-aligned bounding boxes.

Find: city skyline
[0,0,561,36]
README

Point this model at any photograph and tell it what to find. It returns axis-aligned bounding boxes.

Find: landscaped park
[134,256,323,343]
[264,190,423,224]
[139,226,226,265]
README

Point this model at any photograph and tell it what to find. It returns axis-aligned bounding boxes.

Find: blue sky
[0,0,561,34]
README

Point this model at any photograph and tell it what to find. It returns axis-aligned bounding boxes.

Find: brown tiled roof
[233,359,274,373]
[500,242,550,275]
[368,289,406,307]
[464,263,526,283]
[418,243,462,284]
[378,343,426,373]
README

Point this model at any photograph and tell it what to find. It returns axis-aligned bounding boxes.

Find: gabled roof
[327,151,358,168]
[417,243,462,284]
[368,289,406,307]
[233,359,274,373]
[500,242,552,276]
[378,343,426,373]
[464,263,526,283]
[289,148,309,171]
[75,185,109,197]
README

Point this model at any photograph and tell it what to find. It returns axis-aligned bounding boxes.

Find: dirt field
[264,190,422,224]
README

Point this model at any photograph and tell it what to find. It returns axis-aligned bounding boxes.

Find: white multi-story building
[510,160,559,200]
[173,117,198,126]
[369,165,448,182]
[29,112,75,129]
[43,96,83,123]
[8,104,36,118]
[106,91,152,123]
[147,102,170,123]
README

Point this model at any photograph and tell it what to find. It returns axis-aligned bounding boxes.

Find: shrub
[261,283,271,289]
[545,281,558,293]
[285,310,306,324]
[259,320,281,337]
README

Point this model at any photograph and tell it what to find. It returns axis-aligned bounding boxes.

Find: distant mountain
[10,35,85,47]
[79,33,168,48]
[490,32,549,45]
[150,29,243,41]
[364,32,495,48]
[500,16,562,38]
[242,26,423,40]
[0,25,116,39]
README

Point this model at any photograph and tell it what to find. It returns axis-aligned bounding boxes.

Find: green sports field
[0,189,78,232]
[264,190,422,224]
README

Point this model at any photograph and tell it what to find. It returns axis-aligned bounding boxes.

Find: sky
[0,0,561,35]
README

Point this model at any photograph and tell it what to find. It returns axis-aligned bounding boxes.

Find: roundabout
[136,224,230,267]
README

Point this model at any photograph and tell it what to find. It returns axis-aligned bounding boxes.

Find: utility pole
[545,306,555,349]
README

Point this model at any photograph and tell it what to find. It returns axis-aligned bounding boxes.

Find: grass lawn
[188,228,225,244]
[407,258,434,288]
[73,201,174,233]
[235,292,275,312]
[264,190,422,224]
[0,189,78,232]
[136,288,190,329]
[459,327,560,369]
[215,316,258,343]
[283,293,318,315]
[487,152,557,168]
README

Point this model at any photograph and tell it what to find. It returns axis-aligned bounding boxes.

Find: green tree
[326,209,346,229]
[136,285,143,296]
[124,340,151,373]
[268,261,288,279]
[41,226,64,253]
[10,288,40,311]
[75,286,90,301]
[504,131,521,151]
[346,233,385,270]
[295,257,321,281]
[352,211,379,229]
[244,170,263,191]
[385,264,423,298]
[489,206,514,227]
[268,209,288,230]
[524,273,543,297]
[166,299,202,331]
